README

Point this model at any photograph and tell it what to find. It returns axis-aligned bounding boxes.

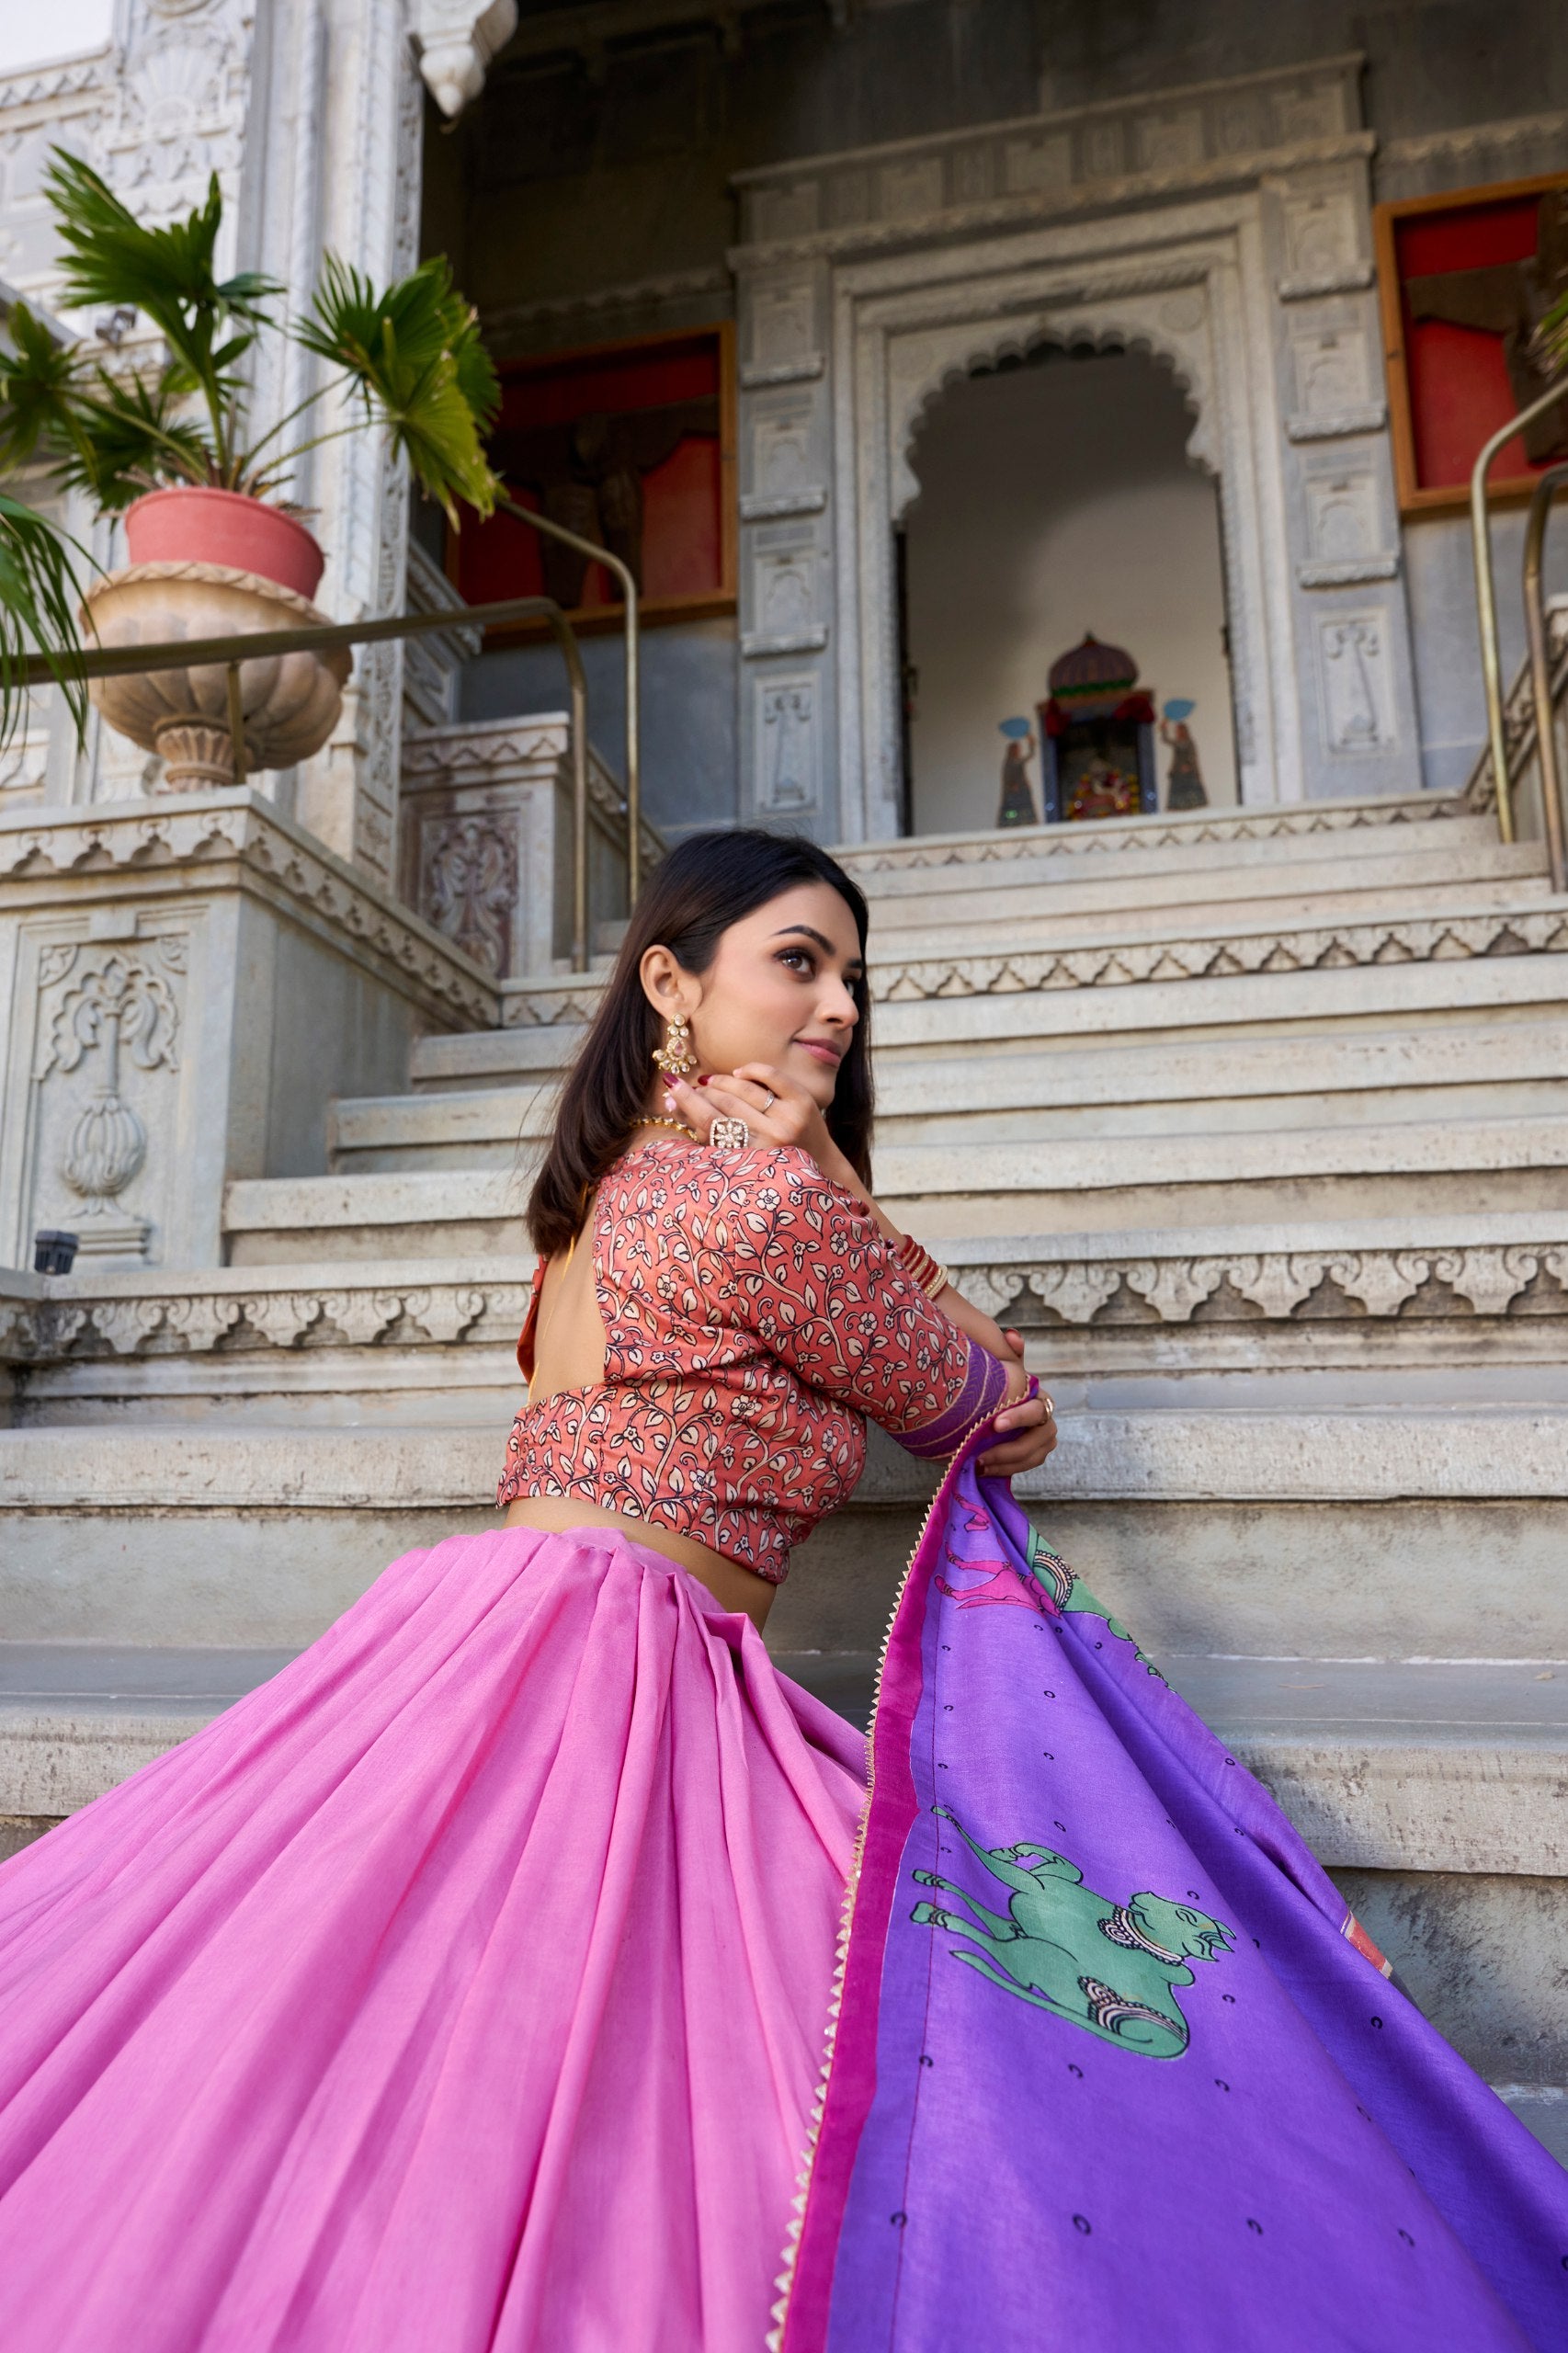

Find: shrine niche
[451,326,737,631]
[1375,172,1568,514]
[1036,635,1157,824]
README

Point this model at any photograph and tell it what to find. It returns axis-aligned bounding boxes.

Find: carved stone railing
[400,713,665,980]
[5,1218,1564,1368]
[830,791,1465,877]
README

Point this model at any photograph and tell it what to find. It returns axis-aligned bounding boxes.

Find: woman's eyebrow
[771,923,864,969]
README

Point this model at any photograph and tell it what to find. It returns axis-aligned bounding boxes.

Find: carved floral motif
[37,944,184,1225]
[5,1249,1561,1370]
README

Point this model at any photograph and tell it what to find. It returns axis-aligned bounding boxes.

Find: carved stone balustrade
[400,712,665,980]
[0,794,497,1272]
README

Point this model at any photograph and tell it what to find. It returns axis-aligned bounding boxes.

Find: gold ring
[1040,1394,1056,1418]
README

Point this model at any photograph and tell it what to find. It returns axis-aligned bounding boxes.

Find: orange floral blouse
[495,1139,1010,1581]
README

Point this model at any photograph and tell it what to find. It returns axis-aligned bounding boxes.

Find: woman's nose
[820,974,859,1026]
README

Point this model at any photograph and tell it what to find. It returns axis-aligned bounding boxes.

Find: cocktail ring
[710,1115,751,1151]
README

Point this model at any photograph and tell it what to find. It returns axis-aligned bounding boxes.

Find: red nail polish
[696,1074,710,1086]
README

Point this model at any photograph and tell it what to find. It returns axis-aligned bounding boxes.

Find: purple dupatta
[776,1427,1568,2351]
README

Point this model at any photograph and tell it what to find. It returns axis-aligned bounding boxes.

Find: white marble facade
[729,55,1423,838]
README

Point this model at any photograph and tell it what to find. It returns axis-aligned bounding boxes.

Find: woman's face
[649,881,864,1110]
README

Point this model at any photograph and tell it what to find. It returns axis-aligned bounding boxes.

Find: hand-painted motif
[912,1804,1233,2059]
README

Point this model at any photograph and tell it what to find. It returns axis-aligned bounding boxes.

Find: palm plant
[1534,287,1568,385]
[0,148,502,744]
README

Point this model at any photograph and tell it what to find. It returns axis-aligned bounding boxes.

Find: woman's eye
[778,949,813,972]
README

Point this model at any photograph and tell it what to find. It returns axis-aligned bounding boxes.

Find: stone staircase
[3,784,1567,2156]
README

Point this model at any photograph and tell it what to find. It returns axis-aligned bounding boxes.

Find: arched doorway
[899,342,1236,836]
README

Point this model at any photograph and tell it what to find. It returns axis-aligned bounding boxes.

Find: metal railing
[1468,374,1568,849]
[19,582,631,973]
[500,496,642,905]
[1522,460,1568,896]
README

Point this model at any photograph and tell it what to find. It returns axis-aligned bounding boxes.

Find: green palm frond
[292,254,501,523]
[1534,290,1568,381]
[59,367,215,508]
[0,300,86,473]
[0,493,91,750]
[42,149,281,470]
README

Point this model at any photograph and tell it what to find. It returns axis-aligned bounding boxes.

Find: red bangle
[893,1230,951,1302]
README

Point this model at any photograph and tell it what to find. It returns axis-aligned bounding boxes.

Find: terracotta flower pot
[122,486,325,602]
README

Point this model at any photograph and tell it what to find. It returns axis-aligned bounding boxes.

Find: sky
[0,2,116,77]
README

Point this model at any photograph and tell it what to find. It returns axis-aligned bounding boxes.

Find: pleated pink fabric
[0,1524,867,2352]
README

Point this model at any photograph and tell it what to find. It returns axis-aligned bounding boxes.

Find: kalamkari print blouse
[495,1139,1011,1581]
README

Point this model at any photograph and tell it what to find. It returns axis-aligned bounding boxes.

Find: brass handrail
[495,496,642,910]
[1468,375,1568,844]
[1522,461,1568,897]
[17,591,606,971]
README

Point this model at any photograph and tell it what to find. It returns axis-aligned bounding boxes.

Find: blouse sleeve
[713,1148,1011,1457]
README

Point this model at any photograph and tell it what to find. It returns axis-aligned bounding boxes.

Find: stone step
[333,1017,1568,1168]
[827,793,1487,896]
[5,1407,1564,1654]
[856,813,1515,904]
[0,1644,1557,1870]
[863,843,1550,952]
[416,949,1568,1099]
[486,888,1568,1069]
[233,1108,1568,1254]
[0,1640,1560,2145]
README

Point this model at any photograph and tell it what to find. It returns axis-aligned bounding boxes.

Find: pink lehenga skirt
[0,1524,866,2352]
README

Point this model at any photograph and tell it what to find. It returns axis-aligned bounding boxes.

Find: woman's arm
[664,1063,1056,1480]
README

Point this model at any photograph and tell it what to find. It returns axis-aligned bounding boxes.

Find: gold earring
[652,1011,698,1080]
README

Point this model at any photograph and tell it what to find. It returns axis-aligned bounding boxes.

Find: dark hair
[527,829,874,1256]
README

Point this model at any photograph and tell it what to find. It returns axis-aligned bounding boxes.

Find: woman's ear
[639,944,697,1018]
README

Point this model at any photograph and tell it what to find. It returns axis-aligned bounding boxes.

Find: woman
[0,830,1053,2351]
[3,832,1563,2353]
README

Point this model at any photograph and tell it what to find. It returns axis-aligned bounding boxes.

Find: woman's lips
[796,1039,844,1068]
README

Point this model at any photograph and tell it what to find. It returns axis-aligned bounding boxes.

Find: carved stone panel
[745,275,821,381]
[1136,109,1204,176]
[24,932,189,1267]
[755,676,822,816]
[1278,187,1365,296]
[1290,315,1373,423]
[878,155,943,222]
[1316,611,1399,758]
[1002,134,1071,199]
[400,715,662,977]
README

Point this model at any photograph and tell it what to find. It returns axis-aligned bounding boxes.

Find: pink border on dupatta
[780,1438,983,2350]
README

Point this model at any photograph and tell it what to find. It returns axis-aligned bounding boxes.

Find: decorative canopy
[1047,631,1139,716]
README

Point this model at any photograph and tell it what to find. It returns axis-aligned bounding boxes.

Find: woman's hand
[976,1330,1059,1481]
[664,1063,848,1176]
[664,1083,1059,1480]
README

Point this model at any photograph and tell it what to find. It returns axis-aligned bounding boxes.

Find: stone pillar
[731,253,841,842]
[285,0,426,886]
[1260,160,1424,798]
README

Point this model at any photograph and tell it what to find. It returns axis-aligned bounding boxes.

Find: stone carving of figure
[997,730,1039,828]
[1160,709,1208,810]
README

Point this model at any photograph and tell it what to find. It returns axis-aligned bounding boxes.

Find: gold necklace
[636,1116,700,1142]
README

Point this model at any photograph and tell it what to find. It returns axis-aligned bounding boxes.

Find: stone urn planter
[83,487,351,792]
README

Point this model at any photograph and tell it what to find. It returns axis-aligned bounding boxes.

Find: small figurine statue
[997,721,1040,827]
[1161,699,1208,810]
